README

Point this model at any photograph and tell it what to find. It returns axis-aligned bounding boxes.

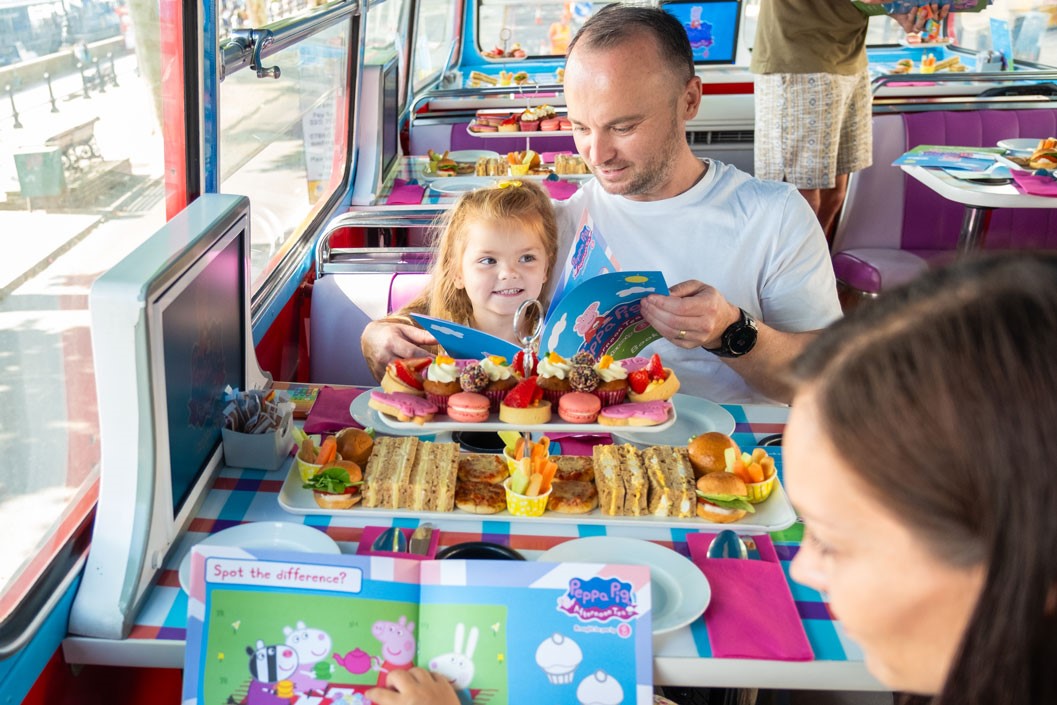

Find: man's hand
[365,667,460,705]
[879,1,949,34]
[639,280,740,350]
[361,320,437,381]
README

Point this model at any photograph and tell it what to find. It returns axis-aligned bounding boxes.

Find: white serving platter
[276,464,798,533]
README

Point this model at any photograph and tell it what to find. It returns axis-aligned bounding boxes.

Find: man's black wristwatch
[704,308,758,358]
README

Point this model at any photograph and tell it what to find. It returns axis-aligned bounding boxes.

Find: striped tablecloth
[65,403,879,690]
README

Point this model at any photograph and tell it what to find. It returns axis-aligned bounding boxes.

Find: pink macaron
[558,392,602,424]
[446,392,491,423]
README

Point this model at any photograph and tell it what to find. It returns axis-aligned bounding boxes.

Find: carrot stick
[316,436,337,466]
[527,473,543,497]
[538,460,558,494]
[514,437,526,461]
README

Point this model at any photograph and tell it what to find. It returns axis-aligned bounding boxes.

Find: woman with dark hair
[785,253,1057,705]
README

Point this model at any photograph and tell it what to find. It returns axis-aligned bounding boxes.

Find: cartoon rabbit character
[283,620,334,694]
[371,615,417,688]
[428,623,478,690]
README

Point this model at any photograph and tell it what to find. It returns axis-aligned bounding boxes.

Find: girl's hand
[365,668,460,705]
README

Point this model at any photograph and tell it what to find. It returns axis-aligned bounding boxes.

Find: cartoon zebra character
[245,640,299,705]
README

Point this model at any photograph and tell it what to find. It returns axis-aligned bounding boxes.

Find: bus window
[0,0,173,631]
[218,20,352,287]
[218,0,332,41]
[476,0,600,58]
[411,0,457,91]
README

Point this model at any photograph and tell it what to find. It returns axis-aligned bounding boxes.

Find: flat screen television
[351,56,402,204]
[69,194,267,639]
[662,0,741,65]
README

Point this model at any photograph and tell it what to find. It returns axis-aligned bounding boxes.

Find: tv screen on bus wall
[662,1,740,64]
[159,232,245,513]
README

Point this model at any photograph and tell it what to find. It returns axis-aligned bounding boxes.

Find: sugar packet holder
[221,386,296,471]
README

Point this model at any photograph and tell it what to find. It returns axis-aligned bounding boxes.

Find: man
[361,5,840,404]
[751,1,941,238]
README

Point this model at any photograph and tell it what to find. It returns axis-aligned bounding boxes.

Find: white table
[900,165,1057,252]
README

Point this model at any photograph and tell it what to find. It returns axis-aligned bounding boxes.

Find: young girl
[397,179,558,345]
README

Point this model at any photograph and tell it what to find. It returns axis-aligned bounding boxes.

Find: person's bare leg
[817,173,850,242]
[797,188,821,217]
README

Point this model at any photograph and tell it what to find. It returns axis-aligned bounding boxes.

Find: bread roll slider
[695,472,755,523]
[687,432,741,478]
[303,461,363,509]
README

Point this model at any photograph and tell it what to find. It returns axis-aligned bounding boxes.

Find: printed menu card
[183,547,654,705]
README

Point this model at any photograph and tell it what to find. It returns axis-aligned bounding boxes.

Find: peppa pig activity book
[182,546,653,705]
[411,209,669,361]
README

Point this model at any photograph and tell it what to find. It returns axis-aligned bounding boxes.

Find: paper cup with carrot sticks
[504,436,557,517]
[726,447,778,503]
[297,435,339,483]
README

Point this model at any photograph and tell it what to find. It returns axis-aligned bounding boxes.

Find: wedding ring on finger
[676,329,687,341]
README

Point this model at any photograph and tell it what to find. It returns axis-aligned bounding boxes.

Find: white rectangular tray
[277,465,798,533]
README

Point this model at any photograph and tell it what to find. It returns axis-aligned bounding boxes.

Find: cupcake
[480,355,518,411]
[423,355,461,412]
[576,670,623,705]
[592,355,629,406]
[568,364,599,394]
[535,633,583,684]
[536,352,572,405]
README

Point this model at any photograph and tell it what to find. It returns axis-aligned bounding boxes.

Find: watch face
[727,327,757,355]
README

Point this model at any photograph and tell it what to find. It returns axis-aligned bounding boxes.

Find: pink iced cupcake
[423,355,461,412]
[536,352,573,405]
[592,355,629,406]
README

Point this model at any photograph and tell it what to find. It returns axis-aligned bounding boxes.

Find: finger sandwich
[364,436,419,508]
[642,446,696,518]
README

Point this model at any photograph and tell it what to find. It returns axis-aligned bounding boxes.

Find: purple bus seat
[449,123,576,154]
[388,272,430,314]
[832,108,1057,296]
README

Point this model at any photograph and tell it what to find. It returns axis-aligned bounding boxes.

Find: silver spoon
[706,530,748,559]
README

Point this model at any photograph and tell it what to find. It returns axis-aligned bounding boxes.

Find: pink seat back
[388,272,431,314]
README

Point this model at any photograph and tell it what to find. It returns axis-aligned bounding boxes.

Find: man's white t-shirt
[554,159,841,404]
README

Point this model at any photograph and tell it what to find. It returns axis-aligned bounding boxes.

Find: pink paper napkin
[686,533,814,661]
[1011,171,1057,196]
[302,386,366,434]
[551,433,612,456]
[542,179,579,200]
[386,179,426,205]
[356,526,439,560]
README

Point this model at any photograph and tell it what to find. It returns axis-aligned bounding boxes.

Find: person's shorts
[754,70,872,189]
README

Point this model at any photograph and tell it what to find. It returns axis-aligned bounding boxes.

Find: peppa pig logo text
[557,576,638,622]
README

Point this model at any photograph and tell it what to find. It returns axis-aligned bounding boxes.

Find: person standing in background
[750,1,940,241]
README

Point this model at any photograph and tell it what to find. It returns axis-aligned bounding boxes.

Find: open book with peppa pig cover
[182,546,653,705]
[411,209,669,361]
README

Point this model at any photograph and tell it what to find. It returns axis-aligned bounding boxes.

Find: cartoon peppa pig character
[370,615,416,688]
[283,620,334,694]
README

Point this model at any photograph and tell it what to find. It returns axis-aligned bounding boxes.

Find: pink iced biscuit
[598,400,672,427]
[369,390,438,424]
[446,392,491,423]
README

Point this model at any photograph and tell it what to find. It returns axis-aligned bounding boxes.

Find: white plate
[429,177,496,195]
[349,392,447,439]
[898,37,951,48]
[277,461,797,533]
[365,385,677,434]
[420,151,501,181]
[538,537,710,635]
[178,521,341,592]
[998,138,1045,155]
[609,394,735,446]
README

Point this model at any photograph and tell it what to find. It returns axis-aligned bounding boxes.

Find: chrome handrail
[315,208,442,278]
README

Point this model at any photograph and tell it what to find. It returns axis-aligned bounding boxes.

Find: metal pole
[92,57,105,93]
[107,52,118,87]
[44,72,59,112]
[6,85,22,129]
[78,62,91,99]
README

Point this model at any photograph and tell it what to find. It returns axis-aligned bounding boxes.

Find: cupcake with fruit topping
[592,355,629,406]
[423,354,461,412]
[480,355,518,411]
[536,352,573,405]
[381,357,430,397]
[627,353,680,402]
